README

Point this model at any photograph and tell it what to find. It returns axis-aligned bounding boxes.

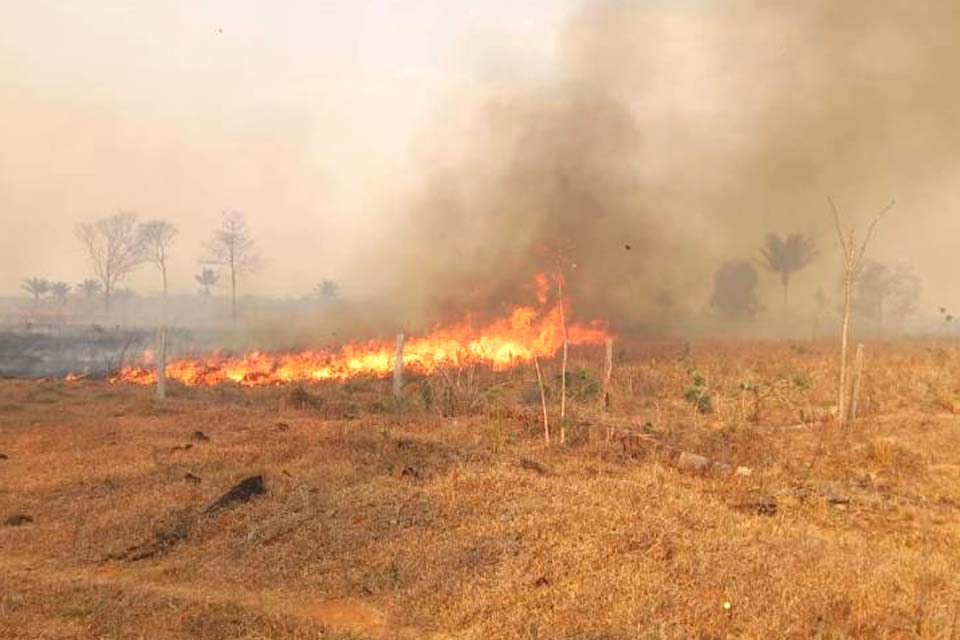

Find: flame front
[107,278,610,387]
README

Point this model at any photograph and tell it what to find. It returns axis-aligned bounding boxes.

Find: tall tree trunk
[535,357,549,445]
[156,268,167,400]
[156,328,167,399]
[838,272,853,425]
[558,279,568,445]
[230,264,237,332]
[393,333,404,398]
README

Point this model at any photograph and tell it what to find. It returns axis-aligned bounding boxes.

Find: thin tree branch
[827,196,848,255]
[854,199,896,267]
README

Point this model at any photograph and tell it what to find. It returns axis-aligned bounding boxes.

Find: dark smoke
[363,0,960,333]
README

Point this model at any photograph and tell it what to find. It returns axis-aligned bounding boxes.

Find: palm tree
[49,282,71,331]
[77,279,103,299]
[760,233,817,313]
[21,277,50,306]
[49,282,71,305]
[313,279,340,300]
[195,267,220,296]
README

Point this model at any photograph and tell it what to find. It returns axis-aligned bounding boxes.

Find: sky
[0,0,578,297]
[2,0,959,325]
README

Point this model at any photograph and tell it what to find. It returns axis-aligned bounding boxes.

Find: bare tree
[759,233,817,314]
[203,211,259,330]
[21,277,50,307]
[830,197,895,426]
[195,267,220,296]
[75,213,144,312]
[138,220,178,399]
[542,239,575,445]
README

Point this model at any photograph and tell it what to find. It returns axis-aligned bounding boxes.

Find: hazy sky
[2,0,959,321]
[0,0,578,296]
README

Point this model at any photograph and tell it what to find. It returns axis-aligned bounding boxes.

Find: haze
[2,0,958,327]
[0,0,575,297]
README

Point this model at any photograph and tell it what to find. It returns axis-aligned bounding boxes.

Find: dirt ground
[2,340,960,639]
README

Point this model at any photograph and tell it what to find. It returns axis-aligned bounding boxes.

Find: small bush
[683,370,712,414]
[561,368,602,401]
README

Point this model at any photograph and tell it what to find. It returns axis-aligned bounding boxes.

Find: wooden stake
[848,343,864,421]
[393,333,404,398]
[602,337,613,410]
[558,279,568,445]
[602,338,613,443]
[156,327,167,400]
[535,356,550,445]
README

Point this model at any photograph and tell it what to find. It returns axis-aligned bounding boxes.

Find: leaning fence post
[602,338,614,442]
[393,333,405,398]
[156,327,167,400]
[534,356,550,445]
[602,338,614,408]
[848,343,864,421]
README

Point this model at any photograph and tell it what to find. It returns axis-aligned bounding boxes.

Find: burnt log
[204,475,265,515]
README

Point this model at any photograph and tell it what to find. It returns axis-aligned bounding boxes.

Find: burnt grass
[0,327,160,381]
[1,340,960,638]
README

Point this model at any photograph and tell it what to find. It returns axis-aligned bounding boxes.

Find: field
[2,340,960,639]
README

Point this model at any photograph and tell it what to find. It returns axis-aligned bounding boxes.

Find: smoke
[364,0,960,332]
[4,1,960,339]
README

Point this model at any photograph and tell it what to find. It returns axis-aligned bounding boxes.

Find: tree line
[708,231,919,327]
[20,211,343,322]
[21,211,258,326]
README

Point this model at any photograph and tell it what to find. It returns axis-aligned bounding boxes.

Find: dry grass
[2,340,960,638]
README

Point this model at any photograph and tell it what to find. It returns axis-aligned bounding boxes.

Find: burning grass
[2,341,960,638]
[108,275,610,388]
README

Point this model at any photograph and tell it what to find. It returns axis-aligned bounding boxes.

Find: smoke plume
[366,0,960,332]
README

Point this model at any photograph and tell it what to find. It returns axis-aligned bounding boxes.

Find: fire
[105,275,611,387]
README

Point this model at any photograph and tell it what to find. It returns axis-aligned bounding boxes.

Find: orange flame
[105,275,610,387]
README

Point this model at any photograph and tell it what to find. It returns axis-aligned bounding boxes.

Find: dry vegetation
[2,340,960,638]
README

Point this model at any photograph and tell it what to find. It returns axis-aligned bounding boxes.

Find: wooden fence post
[156,327,167,400]
[393,333,405,399]
[602,338,614,442]
[535,357,550,445]
[848,343,864,421]
[602,338,613,409]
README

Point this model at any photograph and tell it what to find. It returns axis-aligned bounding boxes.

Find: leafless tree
[138,220,178,399]
[830,197,895,426]
[542,239,575,445]
[203,211,259,330]
[75,213,144,312]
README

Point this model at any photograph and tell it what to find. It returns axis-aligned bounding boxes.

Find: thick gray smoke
[363,0,960,333]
